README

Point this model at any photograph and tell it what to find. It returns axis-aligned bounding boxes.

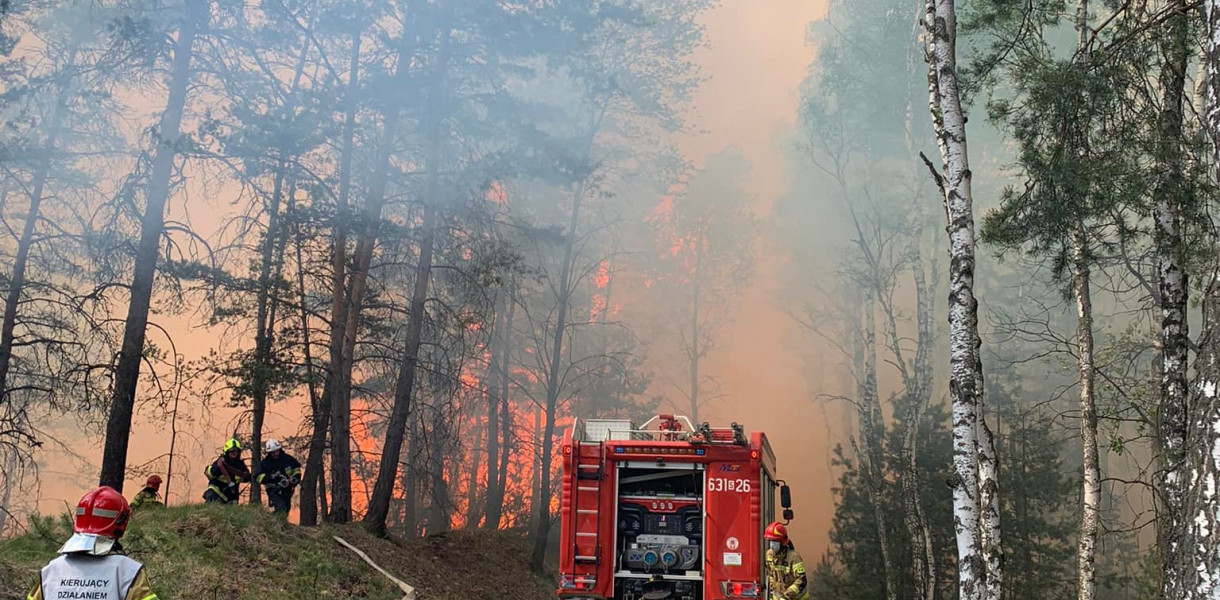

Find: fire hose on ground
[333,535,418,600]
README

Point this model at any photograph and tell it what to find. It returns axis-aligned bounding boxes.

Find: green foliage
[812,402,955,600]
[814,385,1077,600]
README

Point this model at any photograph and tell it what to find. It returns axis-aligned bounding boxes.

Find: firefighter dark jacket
[766,546,809,600]
[257,452,302,487]
[205,453,251,485]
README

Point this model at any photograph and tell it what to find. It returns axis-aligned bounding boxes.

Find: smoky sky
[28,0,841,559]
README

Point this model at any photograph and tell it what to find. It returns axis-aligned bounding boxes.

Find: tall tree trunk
[1187,270,1220,599]
[484,287,515,528]
[363,30,448,535]
[0,45,75,406]
[1187,2,1220,594]
[362,201,438,536]
[977,372,1002,600]
[98,0,204,491]
[464,411,484,529]
[292,197,323,510]
[924,0,994,598]
[530,108,604,569]
[482,294,505,528]
[857,287,897,600]
[531,176,586,571]
[250,173,284,506]
[330,33,415,524]
[403,410,423,534]
[497,391,512,519]
[532,403,542,524]
[0,451,15,535]
[1070,4,1100,599]
[1155,1,1190,597]
[301,30,361,527]
[1073,228,1100,600]
[903,16,938,594]
[250,28,312,505]
[427,405,451,534]
[902,241,938,600]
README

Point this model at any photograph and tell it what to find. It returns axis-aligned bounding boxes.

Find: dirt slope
[0,504,555,600]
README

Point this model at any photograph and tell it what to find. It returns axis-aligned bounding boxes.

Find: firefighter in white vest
[25,486,159,600]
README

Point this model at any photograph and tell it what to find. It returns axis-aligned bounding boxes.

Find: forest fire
[7,0,1187,599]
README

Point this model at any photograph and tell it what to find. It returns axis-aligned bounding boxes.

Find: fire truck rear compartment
[615,465,705,600]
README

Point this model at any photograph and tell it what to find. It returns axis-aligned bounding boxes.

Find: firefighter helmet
[265,438,282,453]
[223,438,242,453]
[764,521,789,545]
[145,475,162,490]
[74,487,131,539]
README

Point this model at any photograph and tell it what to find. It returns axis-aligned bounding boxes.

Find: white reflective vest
[36,554,144,600]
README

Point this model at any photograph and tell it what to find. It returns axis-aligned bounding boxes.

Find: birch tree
[923,0,1000,597]
[970,1,1120,597]
[1153,1,1191,596]
[1187,0,1220,593]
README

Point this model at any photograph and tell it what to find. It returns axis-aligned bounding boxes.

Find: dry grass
[0,505,554,600]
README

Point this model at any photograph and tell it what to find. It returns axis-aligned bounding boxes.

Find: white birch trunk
[1187,272,1220,600]
[1156,2,1191,597]
[1071,5,1100,600]
[925,0,993,598]
[977,407,1001,600]
[1187,3,1220,596]
[1073,228,1100,600]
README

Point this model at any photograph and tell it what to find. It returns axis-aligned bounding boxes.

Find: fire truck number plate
[707,477,751,493]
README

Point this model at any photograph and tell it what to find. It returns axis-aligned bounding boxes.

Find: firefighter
[130,475,163,510]
[256,438,301,514]
[25,486,159,600]
[764,522,808,600]
[203,438,251,504]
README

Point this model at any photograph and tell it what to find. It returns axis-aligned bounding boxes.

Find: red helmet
[764,521,789,545]
[146,475,163,490]
[74,486,131,539]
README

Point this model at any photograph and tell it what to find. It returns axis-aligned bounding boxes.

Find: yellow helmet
[223,438,242,453]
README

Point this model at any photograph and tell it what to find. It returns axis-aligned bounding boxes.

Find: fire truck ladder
[572,436,605,566]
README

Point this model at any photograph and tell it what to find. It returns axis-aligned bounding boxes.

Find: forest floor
[0,503,556,600]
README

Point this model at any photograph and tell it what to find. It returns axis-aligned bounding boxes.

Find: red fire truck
[557,415,794,600]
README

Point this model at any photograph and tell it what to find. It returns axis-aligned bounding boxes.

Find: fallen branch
[333,535,418,600]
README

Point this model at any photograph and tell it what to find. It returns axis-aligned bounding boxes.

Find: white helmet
[265,438,282,453]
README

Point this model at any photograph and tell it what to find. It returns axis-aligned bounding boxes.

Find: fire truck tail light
[750,450,760,459]
[559,574,596,591]
[720,581,760,598]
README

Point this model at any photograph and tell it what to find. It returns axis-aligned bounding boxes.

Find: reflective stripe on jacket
[130,489,161,510]
[26,553,159,600]
[204,455,250,485]
[256,452,302,486]
[766,547,809,600]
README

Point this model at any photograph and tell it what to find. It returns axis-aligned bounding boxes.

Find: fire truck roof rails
[572,414,749,445]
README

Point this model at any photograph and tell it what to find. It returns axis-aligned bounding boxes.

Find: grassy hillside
[0,504,555,600]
